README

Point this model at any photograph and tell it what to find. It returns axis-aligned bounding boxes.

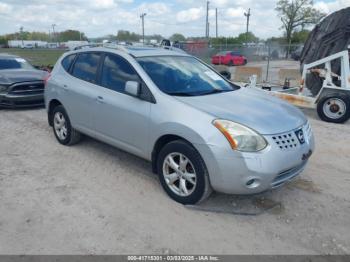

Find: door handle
[96,96,104,104]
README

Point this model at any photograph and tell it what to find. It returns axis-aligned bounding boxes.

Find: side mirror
[220,71,231,80]
[125,81,141,97]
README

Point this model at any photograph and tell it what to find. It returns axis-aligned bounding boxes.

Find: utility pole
[52,24,56,44]
[20,26,24,47]
[205,1,209,38]
[215,8,218,38]
[244,8,251,45]
[140,13,146,45]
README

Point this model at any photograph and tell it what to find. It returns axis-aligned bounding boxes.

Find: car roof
[70,45,190,58]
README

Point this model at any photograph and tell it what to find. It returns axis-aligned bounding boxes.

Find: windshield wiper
[197,89,232,96]
[166,92,197,96]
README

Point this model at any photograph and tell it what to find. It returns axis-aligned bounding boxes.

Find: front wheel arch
[152,135,194,174]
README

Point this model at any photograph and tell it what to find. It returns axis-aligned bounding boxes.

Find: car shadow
[77,136,290,216]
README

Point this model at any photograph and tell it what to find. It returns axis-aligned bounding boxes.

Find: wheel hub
[323,98,346,119]
[329,103,340,113]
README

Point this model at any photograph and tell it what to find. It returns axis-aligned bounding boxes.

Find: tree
[275,0,325,57]
[291,29,310,44]
[116,30,141,42]
[210,32,259,46]
[236,32,259,44]
[169,33,186,42]
[58,30,87,42]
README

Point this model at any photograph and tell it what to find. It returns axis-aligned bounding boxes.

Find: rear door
[61,52,102,132]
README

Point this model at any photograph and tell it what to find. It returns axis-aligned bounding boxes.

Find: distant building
[8,40,48,48]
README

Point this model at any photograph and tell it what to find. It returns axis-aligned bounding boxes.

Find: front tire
[51,105,81,145]
[317,93,350,123]
[157,140,212,205]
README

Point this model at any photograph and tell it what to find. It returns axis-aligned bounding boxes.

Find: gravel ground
[0,107,349,255]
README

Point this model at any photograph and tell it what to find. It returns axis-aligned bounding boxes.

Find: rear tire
[51,105,81,145]
[157,140,212,205]
[317,93,350,123]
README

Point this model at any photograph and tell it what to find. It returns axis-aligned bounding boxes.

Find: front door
[93,53,151,157]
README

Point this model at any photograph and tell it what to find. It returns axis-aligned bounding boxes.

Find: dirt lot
[0,107,349,255]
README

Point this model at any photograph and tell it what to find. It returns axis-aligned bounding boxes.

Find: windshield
[137,56,237,96]
[0,58,34,70]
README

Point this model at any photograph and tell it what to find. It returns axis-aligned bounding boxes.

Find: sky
[0,0,349,39]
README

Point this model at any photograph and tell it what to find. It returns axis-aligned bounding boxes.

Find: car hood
[175,87,307,135]
[0,69,48,85]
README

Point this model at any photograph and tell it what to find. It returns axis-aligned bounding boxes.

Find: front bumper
[0,81,45,108]
[196,123,315,195]
[0,93,44,108]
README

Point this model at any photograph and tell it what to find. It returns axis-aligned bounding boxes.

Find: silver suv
[45,46,314,204]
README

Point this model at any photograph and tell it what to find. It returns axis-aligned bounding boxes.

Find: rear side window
[71,53,101,83]
[100,54,140,93]
[61,54,76,72]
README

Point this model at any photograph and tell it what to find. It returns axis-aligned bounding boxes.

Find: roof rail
[73,43,102,50]
[103,43,130,53]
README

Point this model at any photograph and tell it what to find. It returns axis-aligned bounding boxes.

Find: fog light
[245,178,260,189]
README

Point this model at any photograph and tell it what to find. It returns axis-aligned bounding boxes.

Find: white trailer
[248,48,350,124]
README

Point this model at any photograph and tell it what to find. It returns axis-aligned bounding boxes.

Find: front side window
[137,56,237,96]
[101,54,140,93]
[0,58,34,70]
[72,53,100,83]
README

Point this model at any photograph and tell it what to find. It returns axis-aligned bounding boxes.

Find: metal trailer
[248,48,350,124]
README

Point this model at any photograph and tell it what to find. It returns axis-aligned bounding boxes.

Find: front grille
[271,162,307,188]
[9,81,44,95]
[271,122,312,151]
[272,132,298,150]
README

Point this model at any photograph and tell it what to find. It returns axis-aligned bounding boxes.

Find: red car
[211,51,247,66]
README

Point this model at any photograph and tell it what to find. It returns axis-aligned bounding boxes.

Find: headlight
[213,119,268,152]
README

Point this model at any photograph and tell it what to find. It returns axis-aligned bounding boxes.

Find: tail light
[43,73,51,86]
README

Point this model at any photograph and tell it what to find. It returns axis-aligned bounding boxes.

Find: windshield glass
[137,56,237,96]
[0,58,34,70]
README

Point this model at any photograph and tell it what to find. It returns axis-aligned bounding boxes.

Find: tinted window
[72,53,101,83]
[101,54,140,93]
[61,54,76,72]
[0,58,34,70]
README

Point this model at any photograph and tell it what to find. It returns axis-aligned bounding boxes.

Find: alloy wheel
[162,152,197,197]
[53,112,68,140]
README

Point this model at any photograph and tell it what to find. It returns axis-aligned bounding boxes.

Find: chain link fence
[177,42,303,85]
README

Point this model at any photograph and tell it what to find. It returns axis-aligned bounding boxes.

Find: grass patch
[0,48,65,66]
